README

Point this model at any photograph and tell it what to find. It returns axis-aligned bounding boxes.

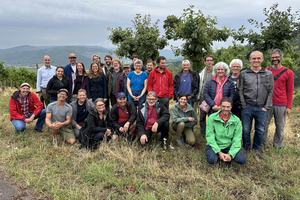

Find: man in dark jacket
[173,60,199,107]
[238,51,274,159]
[115,64,131,97]
[109,58,123,106]
[104,55,113,114]
[137,91,170,150]
[110,92,137,139]
[9,83,46,133]
[64,53,77,79]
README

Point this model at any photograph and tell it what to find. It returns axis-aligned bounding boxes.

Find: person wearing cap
[115,63,131,98]
[173,60,199,107]
[108,58,123,106]
[64,53,77,79]
[110,92,137,140]
[9,83,46,133]
[45,88,76,144]
[36,55,57,107]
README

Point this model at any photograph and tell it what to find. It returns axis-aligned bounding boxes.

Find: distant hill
[0,45,182,70]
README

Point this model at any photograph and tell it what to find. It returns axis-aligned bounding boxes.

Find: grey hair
[146,91,158,100]
[134,59,143,66]
[212,62,230,76]
[229,59,243,69]
[250,51,263,59]
[182,60,190,65]
[94,98,104,105]
[270,49,283,57]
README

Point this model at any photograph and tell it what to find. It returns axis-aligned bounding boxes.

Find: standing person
[86,61,107,103]
[197,55,214,136]
[205,97,246,165]
[70,62,88,101]
[239,51,274,159]
[127,59,148,109]
[228,59,243,119]
[115,63,131,98]
[46,66,72,103]
[9,83,46,133]
[262,49,294,149]
[36,55,56,107]
[148,56,173,110]
[92,54,105,67]
[171,94,197,146]
[137,91,170,151]
[104,55,113,114]
[109,58,123,107]
[45,88,76,144]
[203,62,235,114]
[130,54,146,71]
[64,53,77,79]
[146,59,154,76]
[70,89,94,139]
[173,60,199,107]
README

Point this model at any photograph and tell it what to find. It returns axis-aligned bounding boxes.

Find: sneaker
[161,138,168,151]
[253,149,264,159]
[35,129,43,133]
[176,139,183,147]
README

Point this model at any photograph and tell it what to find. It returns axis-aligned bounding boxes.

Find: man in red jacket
[9,83,46,133]
[148,56,173,110]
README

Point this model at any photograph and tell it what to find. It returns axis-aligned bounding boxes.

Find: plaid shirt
[19,92,30,117]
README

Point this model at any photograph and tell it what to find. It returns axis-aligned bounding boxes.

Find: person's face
[105,57,112,66]
[271,53,282,66]
[231,63,241,74]
[134,64,142,72]
[77,63,83,72]
[178,96,187,106]
[93,56,100,63]
[20,86,30,97]
[216,66,225,78]
[249,52,264,68]
[95,101,105,112]
[221,101,232,117]
[69,56,77,65]
[92,64,99,73]
[157,59,166,69]
[57,91,67,101]
[204,57,214,68]
[117,97,126,107]
[182,62,190,71]
[43,56,51,67]
[56,68,64,77]
[113,61,120,69]
[123,67,130,75]
[147,62,154,71]
[147,95,157,106]
[77,92,87,103]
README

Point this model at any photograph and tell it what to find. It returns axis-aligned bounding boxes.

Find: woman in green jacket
[171,93,198,146]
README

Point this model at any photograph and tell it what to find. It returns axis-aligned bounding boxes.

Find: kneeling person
[70,89,94,139]
[46,89,76,144]
[110,92,137,140]
[137,91,170,150]
[206,97,246,165]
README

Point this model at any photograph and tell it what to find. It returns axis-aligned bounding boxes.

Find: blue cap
[117,92,126,99]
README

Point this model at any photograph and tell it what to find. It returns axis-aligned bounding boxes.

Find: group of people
[8,48,294,165]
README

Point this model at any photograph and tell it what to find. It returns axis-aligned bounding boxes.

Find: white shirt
[36,65,57,92]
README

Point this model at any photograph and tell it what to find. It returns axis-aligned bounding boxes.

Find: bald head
[43,55,51,68]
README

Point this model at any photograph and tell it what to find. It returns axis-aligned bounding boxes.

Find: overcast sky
[0,0,299,50]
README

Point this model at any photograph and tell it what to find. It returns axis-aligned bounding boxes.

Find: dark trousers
[143,120,169,142]
[205,145,246,165]
[110,94,117,107]
[199,97,208,135]
[158,97,169,110]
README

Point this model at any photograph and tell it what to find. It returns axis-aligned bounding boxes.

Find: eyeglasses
[231,66,240,68]
[96,104,105,107]
[147,98,156,101]
[206,60,213,62]
[69,57,77,59]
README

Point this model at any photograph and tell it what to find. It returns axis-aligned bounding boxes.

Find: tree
[108,14,168,65]
[233,3,300,69]
[163,5,231,71]
[0,62,8,90]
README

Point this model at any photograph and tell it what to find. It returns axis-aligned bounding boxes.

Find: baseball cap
[20,83,30,88]
[123,63,130,68]
[69,53,76,58]
[58,88,68,94]
[117,92,126,99]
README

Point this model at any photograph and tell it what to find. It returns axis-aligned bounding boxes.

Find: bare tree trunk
[36,63,39,70]
[0,79,4,91]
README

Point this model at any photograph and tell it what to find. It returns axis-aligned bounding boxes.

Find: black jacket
[173,69,199,102]
[46,75,72,103]
[110,101,137,131]
[136,101,170,137]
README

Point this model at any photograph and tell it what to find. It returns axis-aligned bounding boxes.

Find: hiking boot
[242,148,249,155]
[176,139,183,147]
[161,138,168,151]
[253,149,264,159]
[35,129,43,133]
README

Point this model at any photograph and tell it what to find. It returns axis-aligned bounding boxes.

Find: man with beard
[64,53,77,79]
[104,55,113,113]
[46,88,76,144]
[109,58,123,106]
[262,49,294,149]
[146,59,154,76]
[70,89,94,139]
[36,55,56,107]
[9,83,46,133]
[206,97,246,165]
[148,56,173,110]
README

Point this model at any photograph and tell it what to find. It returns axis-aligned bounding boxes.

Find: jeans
[241,104,267,151]
[12,109,46,132]
[205,145,246,165]
[129,98,144,110]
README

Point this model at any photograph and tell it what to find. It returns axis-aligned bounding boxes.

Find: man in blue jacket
[64,53,77,79]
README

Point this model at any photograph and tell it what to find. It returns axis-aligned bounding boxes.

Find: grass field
[0,88,300,200]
